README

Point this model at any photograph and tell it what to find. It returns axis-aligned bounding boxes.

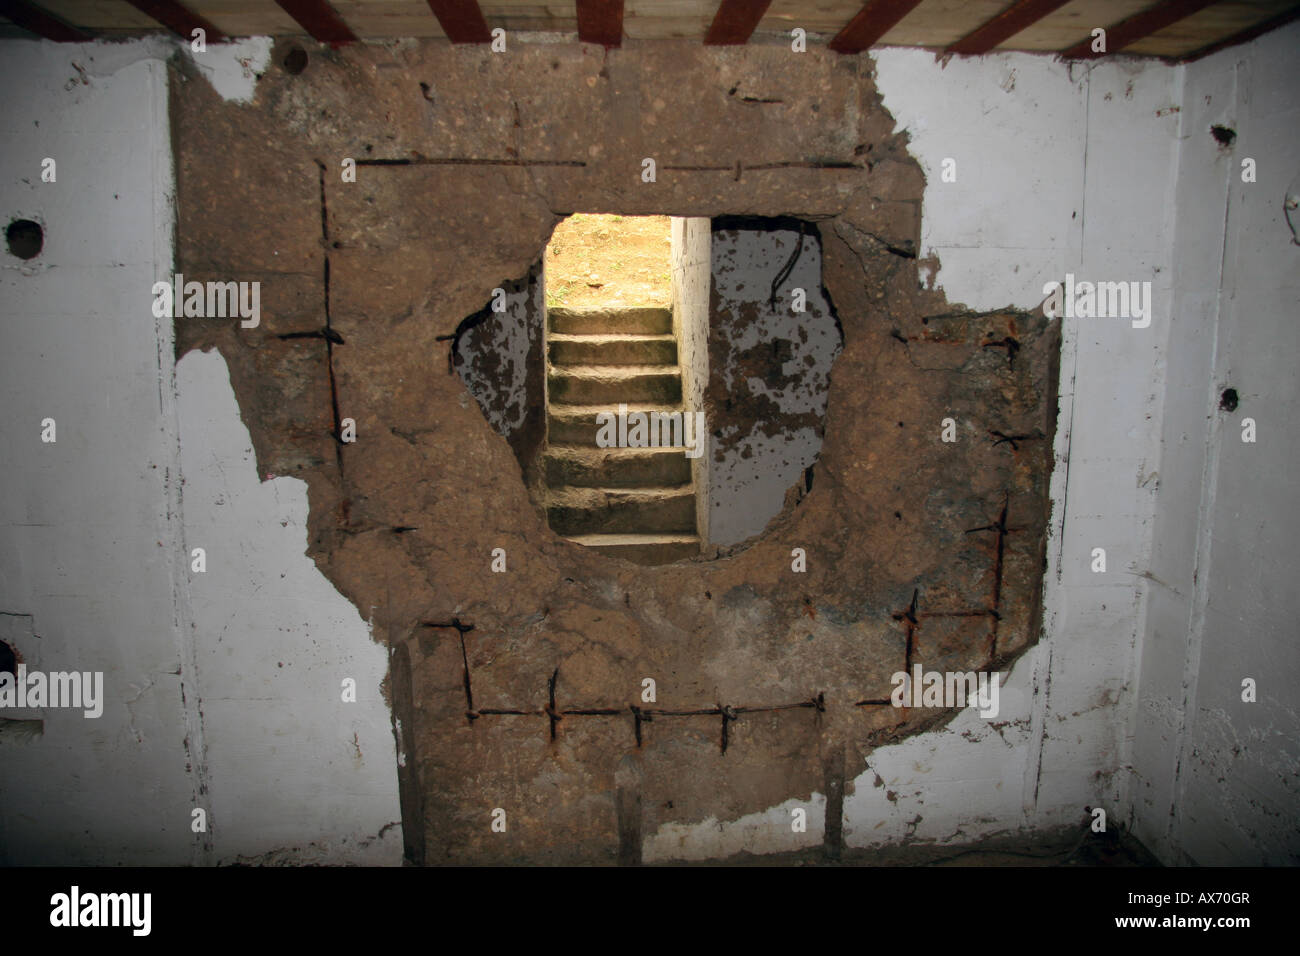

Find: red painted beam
[828,0,924,54]
[123,0,226,41]
[576,0,623,47]
[0,0,90,41]
[1060,0,1218,58]
[425,0,492,43]
[704,0,773,45]
[947,0,1073,55]
[1180,3,1300,62]
[274,0,357,45]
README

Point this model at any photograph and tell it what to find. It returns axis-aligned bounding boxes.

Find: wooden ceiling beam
[576,0,623,47]
[828,0,924,54]
[425,0,492,43]
[122,0,226,41]
[0,0,90,41]
[704,0,773,45]
[1060,0,1218,58]
[1179,3,1300,63]
[947,0,1072,55]
[274,0,357,45]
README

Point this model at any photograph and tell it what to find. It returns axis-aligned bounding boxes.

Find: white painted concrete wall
[0,40,197,865]
[0,38,400,865]
[1130,22,1300,865]
[846,37,1299,864]
[176,350,401,864]
[848,49,1180,851]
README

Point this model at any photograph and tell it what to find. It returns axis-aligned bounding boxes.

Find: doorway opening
[542,214,706,565]
[455,215,841,566]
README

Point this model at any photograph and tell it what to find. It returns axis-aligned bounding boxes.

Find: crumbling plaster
[171,37,1057,864]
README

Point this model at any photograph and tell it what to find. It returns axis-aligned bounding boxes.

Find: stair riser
[549,373,681,405]
[577,540,700,564]
[549,308,672,335]
[545,453,692,488]
[549,338,677,366]
[548,411,687,446]
[548,495,696,535]
[548,414,606,446]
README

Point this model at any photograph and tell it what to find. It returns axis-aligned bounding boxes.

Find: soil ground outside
[544,214,673,311]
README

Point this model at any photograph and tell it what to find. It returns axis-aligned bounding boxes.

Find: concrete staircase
[545,306,700,565]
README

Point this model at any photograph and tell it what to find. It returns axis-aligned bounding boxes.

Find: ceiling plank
[1178,2,1300,62]
[122,0,226,41]
[0,0,90,41]
[576,0,623,47]
[947,0,1073,55]
[828,0,924,54]
[274,0,357,44]
[1060,0,1218,57]
[425,0,492,43]
[704,0,773,45]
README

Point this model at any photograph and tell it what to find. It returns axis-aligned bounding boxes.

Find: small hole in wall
[283,44,309,75]
[0,640,17,677]
[6,218,43,260]
[1219,387,1239,412]
[1210,125,1236,148]
[454,213,843,566]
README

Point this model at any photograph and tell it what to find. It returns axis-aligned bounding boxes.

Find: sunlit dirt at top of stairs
[545,214,672,311]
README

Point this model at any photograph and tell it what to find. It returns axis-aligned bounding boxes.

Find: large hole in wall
[169,41,1062,864]
[455,214,843,565]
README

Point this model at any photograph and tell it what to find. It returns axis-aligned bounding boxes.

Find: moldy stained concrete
[171,37,1059,864]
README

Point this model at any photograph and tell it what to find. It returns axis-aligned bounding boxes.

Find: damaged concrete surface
[171,38,1058,864]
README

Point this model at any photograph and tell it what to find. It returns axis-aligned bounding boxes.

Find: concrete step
[549,306,672,335]
[547,486,697,535]
[565,533,700,565]
[548,365,681,405]
[547,403,683,447]
[548,333,677,367]
[544,446,692,488]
